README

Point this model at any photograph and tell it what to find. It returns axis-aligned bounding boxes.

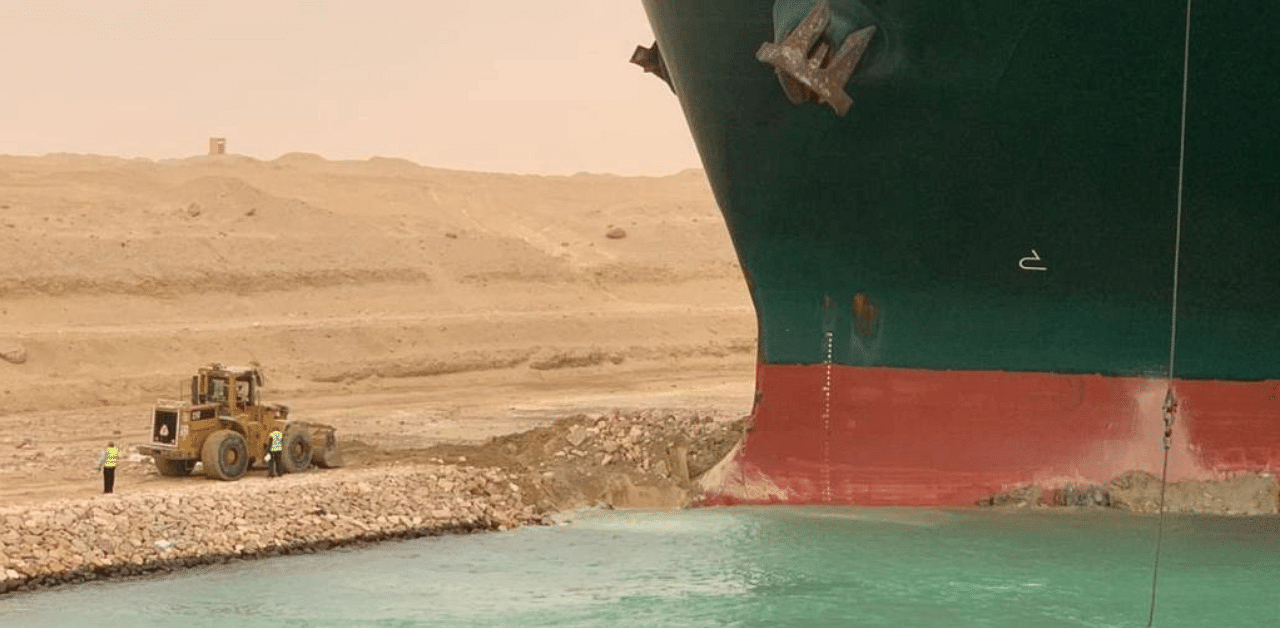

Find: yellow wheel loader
[137,363,342,480]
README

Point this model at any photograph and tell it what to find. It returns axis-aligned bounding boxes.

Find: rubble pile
[978,470,1279,515]
[425,410,746,511]
[0,465,542,593]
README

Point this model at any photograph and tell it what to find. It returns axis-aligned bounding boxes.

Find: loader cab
[235,379,250,409]
[205,377,228,404]
[192,366,262,411]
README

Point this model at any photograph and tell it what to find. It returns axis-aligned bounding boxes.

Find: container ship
[636,0,1280,505]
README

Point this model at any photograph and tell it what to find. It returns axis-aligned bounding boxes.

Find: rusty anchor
[756,1,876,116]
[631,41,674,92]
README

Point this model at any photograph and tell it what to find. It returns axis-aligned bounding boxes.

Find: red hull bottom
[699,365,1280,505]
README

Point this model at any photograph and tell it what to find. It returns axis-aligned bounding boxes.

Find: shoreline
[0,464,543,594]
[1,409,745,595]
[7,408,1276,597]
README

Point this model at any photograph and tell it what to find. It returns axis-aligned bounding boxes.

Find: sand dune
[0,153,755,456]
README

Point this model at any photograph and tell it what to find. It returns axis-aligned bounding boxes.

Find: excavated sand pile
[423,410,747,511]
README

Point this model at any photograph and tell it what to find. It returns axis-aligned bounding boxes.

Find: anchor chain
[1148,0,1193,625]
[1161,387,1178,452]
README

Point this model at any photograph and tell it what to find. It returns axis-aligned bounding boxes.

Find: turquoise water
[2,507,1277,627]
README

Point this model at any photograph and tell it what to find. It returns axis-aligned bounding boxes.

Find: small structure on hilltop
[208,137,226,155]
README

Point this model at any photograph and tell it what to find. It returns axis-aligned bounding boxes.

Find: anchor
[756,1,877,116]
[630,41,674,92]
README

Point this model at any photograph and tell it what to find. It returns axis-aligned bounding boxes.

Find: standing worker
[97,441,119,494]
[267,427,284,478]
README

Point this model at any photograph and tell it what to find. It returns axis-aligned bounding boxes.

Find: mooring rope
[1147,0,1193,625]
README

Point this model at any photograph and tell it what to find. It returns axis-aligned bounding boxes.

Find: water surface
[3,507,1277,627]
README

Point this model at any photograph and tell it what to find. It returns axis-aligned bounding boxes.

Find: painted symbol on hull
[1019,249,1047,272]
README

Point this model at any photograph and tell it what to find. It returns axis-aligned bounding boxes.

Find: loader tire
[154,458,197,477]
[202,430,249,481]
[281,429,314,473]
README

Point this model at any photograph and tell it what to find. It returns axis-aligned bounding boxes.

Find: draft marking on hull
[1019,249,1047,271]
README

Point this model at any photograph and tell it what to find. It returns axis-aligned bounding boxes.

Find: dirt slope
[0,153,756,504]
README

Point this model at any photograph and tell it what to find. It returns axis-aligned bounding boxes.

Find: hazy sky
[0,1,700,175]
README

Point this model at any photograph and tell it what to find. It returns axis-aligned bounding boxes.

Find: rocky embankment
[0,411,746,595]
[0,465,540,594]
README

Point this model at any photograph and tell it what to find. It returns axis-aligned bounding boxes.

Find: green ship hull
[641,0,1280,504]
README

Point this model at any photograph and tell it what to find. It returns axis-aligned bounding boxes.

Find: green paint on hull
[644,0,1280,380]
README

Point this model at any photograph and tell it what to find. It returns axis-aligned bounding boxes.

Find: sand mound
[410,411,748,510]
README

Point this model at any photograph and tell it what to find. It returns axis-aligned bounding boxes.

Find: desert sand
[0,153,758,505]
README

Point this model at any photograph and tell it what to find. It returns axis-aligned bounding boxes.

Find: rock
[605,227,627,239]
[0,342,27,365]
[977,485,1043,508]
[1105,470,1164,512]
[672,445,691,484]
[1054,484,1110,507]
[565,427,589,447]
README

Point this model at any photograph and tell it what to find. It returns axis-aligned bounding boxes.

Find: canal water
[2,506,1277,627]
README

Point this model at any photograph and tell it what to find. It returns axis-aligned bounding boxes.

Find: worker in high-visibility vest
[97,441,119,494]
[267,428,284,478]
